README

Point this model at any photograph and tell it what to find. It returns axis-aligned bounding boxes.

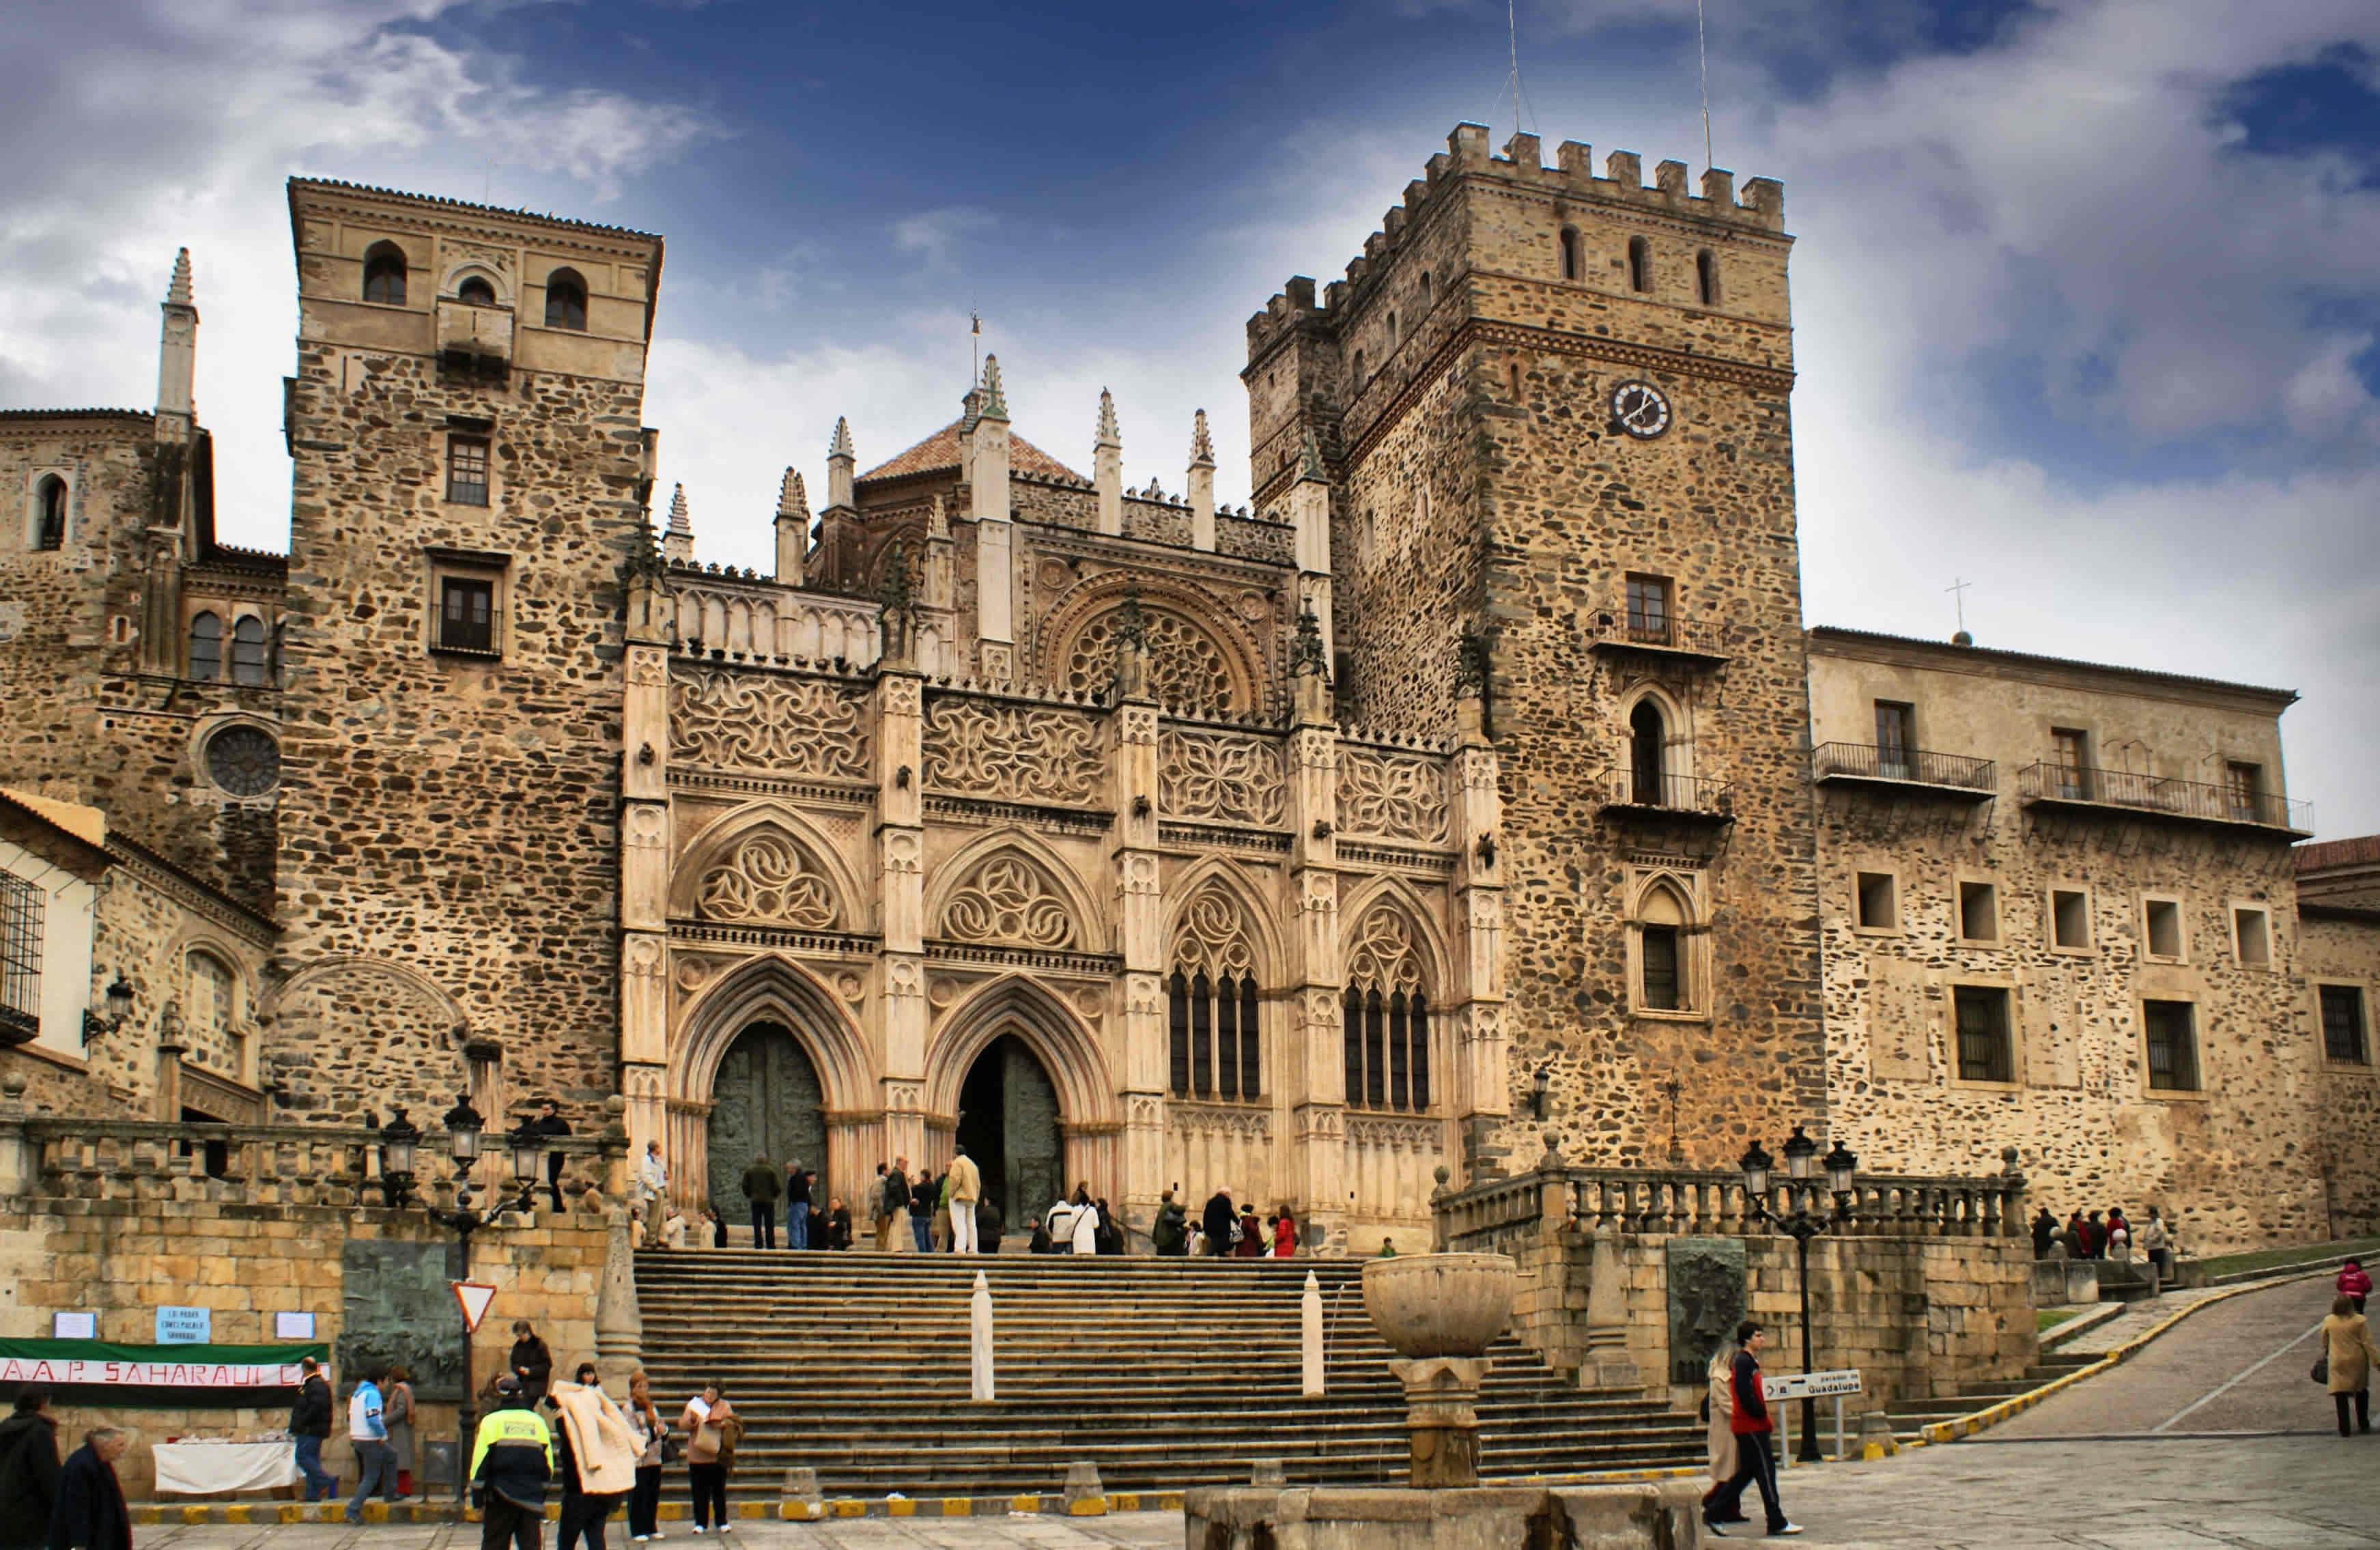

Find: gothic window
[203,724,280,797]
[184,949,242,1077]
[1628,236,1652,294]
[229,616,268,686]
[545,268,589,330]
[1628,699,1667,806]
[696,829,838,929]
[1697,249,1720,305]
[1559,227,1583,281]
[1634,880,1695,1014]
[1343,905,1430,1111]
[33,476,66,550]
[457,276,497,306]
[363,242,408,305]
[939,854,1078,949]
[188,612,223,681]
[1061,603,1240,718]
[1418,270,1432,302]
[1170,885,1261,1101]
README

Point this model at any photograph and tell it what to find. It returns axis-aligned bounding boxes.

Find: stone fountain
[1362,1251,1517,1489]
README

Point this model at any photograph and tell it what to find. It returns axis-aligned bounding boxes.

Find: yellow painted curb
[1009,1494,1039,1513]
[941,1498,972,1516]
[737,1501,767,1519]
[1157,1493,1186,1511]
[830,1498,866,1517]
[887,1498,915,1517]
[1066,1496,1108,1516]
[1110,1492,1141,1511]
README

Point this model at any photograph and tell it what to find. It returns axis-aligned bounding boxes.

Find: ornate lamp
[1530,1065,1551,1121]
[1782,1123,1817,1183]
[441,1095,484,1164]
[507,1117,545,1211]
[1738,1138,1773,1200]
[378,1107,421,1208]
[1824,1139,1858,1199]
[82,972,136,1045]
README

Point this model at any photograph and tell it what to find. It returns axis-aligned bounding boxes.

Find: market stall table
[152,1441,300,1496]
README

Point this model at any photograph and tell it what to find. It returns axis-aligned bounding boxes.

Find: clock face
[1611,380,1671,439]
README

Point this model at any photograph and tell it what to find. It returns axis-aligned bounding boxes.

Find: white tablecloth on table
[152,1441,300,1495]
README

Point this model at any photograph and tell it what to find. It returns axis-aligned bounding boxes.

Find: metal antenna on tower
[1509,0,1521,145]
[1697,0,1714,173]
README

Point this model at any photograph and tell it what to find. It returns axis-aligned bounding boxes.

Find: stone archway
[703,1021,827,1220]
[956,1034,1065,1238]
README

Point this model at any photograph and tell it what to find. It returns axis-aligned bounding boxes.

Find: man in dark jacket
[877,1158,911,1252]
[0,1385,60,1550]
[1702,1321,1800,1538]
[2031,1208,2057,1259]
[48,1428,129,1550]
[1152,1190,1188,1256]
[289,1356,336,1500]
[508,1321,555,1406]
[784,1159,812,1250]
[471,1375,554,1550]
[1202,1188,1236,1258]
[823,1195,853,1250]
[907,1166,936,1252]
[530,1099,571,1212]
[740,1154,780,1248]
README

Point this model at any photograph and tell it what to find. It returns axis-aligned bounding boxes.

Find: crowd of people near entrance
[2028,1202,2176,1276]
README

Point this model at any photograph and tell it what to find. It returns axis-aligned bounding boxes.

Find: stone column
[876,669,927,1167]
[1285,663,1345,1241]
[1187,411,1216,552]
[1109,641,1165,1234]
[773,469,808,586]
[971,361,1015,683]
[1389,1356,1492,1488]
[1288,431,1333,662]
[1449,688,1508,1176]
[1093,391,1123,537]
[619,558,674,1160]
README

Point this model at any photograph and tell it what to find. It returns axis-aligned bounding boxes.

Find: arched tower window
[362,242,408,305]
[188,612,223,681]
[1170,886,1260,1101]
[33,476,66,550]
[1559,227,1583,281]
[1628,236,1652,294]
[1418,270,1432,302]
[1697,249,1720,306]
[1387,311,1399,348]
[1343,906,1430,1111]
[457,275,496,306]
[545,268,589,330]
[1351,350,1367,384]
[229,616,268,686]
[184,948,244,1079]
[1636,882,1692,1013]
[1629,699,1667,806]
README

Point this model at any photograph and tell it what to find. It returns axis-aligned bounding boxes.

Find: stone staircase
[1882,1350,2100,1441]
[634,1250,1704,1498]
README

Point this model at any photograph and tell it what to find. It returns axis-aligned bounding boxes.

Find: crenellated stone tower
[1245,123,1821,1168]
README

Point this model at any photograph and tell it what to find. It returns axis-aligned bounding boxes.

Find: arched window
[1509,361,1523,401]
[1342,906,1430,1111]
[1418,270,1432,302]
[1629,699,1667,806]
[188,612,223,681]
[1628,236,1652,294]
[544,268,589,330]
[33,476,66,550]
[1387,311,1399,348]
[1350,350,1367,384]
[229,616,268,686]
[1170,888,1261,1101]
[362,242,408,305]
[457,275,496,306]
[1559,227,1583,281]
[184,949,244,1077]
[1697,249,1720,306]
[1637,883,1691,1012]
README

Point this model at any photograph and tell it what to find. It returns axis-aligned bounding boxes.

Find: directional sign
[451,1281,498,1334]
[1763,1368,1862,1401]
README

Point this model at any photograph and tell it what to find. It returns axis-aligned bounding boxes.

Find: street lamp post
[1739,1124,1859,1463]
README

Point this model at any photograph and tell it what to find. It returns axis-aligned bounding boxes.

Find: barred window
[0,871,41,1045]
[438,576,496,655]
[1167,972,1260,1100]
[2322,986,2368,1065]
[2143,1000,2200,1091]
[1953,985,2013,1084]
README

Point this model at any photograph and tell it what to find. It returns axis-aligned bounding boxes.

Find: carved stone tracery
[1159,728,1288,827]
[920,697,1103,804]
[1337,746,1451,843]
[1172,884,1258,979]
[1063,605,1239,716]
[1346,904,1426,994]
[670,668,870,780]
[695,830,839,929]
[939,855,1079,950]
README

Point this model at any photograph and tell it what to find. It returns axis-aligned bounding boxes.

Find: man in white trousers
[947,1143,982,1253]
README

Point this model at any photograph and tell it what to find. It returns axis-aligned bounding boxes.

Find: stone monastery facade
[2,124,2373,1253]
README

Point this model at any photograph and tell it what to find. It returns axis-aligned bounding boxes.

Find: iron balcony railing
[1600,769,1732,814]
[1583,612,1729,662]
[2016,761,2311,831]
[1811,742,1996,792]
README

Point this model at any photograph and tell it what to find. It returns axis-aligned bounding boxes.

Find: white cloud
[891,207,997,273]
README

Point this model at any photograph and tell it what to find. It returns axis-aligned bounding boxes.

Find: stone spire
[827,417,855,510]
[662,482,693,563]
[1298,427,1327,483]
[1187,408,1217,552]
[156,246,198,430]
[1094,389,1123,537]
[774,468,810,584]
[979,355,1008,421]
[167,248,194,307]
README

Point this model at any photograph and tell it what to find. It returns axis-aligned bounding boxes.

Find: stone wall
[2304,905,2380,1235]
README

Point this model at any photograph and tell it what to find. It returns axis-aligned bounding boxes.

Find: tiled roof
[1807,626,2299,706]
[2298,835,2380,873]
[861,421,1085,484]
[287,178,663,242]
[0,408,150,423]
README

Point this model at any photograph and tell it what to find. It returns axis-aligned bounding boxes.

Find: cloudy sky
[4,0,2375,832]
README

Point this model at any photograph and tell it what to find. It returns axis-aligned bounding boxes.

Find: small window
[1697,249,1720,305]
[447,436,490,506]
[1874,701,1914,778]
[33,476,67,550]
[2233,907,2270,966]
[2322,985,2369,1065]
[1628,700,1667,806]
[362,242,408,305]
[0,870,42,1044]
[1953,986,2014,1084]
[229,616,268,686]
[2051,728,2092,798]
[457,276,497,307]
[1509,361,1523,401]
[2144,898,2183,960]
[2142,1000,2200,1091]
[188,611,223,681]
[1387,311,1400,348]
[1351,350,1367,384]
[2052,888,2091,950]
[2223,761,2263,822]
[1628,236,1652,293]
[544,268,589,330]
[1418,270,1432,302]
[438,576,497,656]
[1559,227,1582,281]
[1641,925,1681,1011]
[1856,871,1898,931]
[1959,882,1999,943]
[1624,574,1671,644]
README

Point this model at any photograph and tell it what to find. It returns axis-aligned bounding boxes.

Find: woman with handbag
[2320,1293,2380,1435]
[624,1372,668,1542]
[680,1382,737,1532]
[1700,1336,1746,1528]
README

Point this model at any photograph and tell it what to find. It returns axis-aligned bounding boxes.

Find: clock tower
[1243,122,1821,1174]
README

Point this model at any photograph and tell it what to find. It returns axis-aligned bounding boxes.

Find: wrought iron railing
[1599,769,1731,813]
[1585,613,1725,658]
[1811,742,1995,791]
[2016,762,2309,830]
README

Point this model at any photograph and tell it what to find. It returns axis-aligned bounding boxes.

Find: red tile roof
[2299,835,2380,873]
[860,420,1084,484]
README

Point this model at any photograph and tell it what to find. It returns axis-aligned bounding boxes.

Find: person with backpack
[622,1371,669,1544]
[343,1366,391,1523]
[1701,1321,1802,1538]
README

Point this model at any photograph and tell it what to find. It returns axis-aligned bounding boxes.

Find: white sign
[1763,1368,1862,1401]
[274,1312,317,1340]
[51,1312,96,1340]
[452,1280,498,1334]
[156,1306,212,1345]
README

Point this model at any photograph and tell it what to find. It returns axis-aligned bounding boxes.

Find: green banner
[0,1340,329,1390]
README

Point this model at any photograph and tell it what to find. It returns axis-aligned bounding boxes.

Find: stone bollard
[1858,1410,1899,1461]
[970,1270,995,1402]
[1061,1461,1106,1514]
[780,1467,823,1520]
[1249,1459,1286,1488]
[1301,1271,1324,1397]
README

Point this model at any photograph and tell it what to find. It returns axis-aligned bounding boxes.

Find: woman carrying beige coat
[2322,1293,2380,1436]
[1701,1338,1746,1528]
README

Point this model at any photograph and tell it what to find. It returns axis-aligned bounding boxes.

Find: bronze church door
[956,1033,1063,1237]
[705,1021,827,1218]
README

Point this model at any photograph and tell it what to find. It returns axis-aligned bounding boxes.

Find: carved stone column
[1286,665,1344,1241]
[876,670,926,1166]
[619,563,674,1161]
[1110,679,1165,1230]
[1449,690,1508,1179]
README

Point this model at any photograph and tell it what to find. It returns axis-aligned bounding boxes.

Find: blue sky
[3,0,2376,833]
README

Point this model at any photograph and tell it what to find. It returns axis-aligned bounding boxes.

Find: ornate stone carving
[624,804,667,848]
[624,936,664,976]
[939,855,1079,949]
[627,646,667,687]
[921,698,1103,804]
[670,668,870,780]
[1121,705,1158,746]
[695,830,838,929]
[1337,747,1451,843]
[1160,728,1288,826]
[1346,905,1425,992]
[883,677,922,718]
[1346,1113,1442,1149]
[1062,605,1240,716]
[1172,884,1257,978]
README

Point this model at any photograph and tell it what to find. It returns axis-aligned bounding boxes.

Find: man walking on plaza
[739,1154,780,1248]
[877,1158,911,1251]
[472,1375,555,1550]
[289,1355,336,1501]
[343,1366,392,1523]
[0,1385,60,1550]
[1703,1321,1800,1538]
[48,1428,130,1550]
[947,1143,981,1253]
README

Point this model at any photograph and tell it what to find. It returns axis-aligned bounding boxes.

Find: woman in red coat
[2339,1259,2372,1314]
[1273,1208,1299,1258]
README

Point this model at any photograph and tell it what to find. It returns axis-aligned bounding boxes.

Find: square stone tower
[274,180,664,1125]
[1245,124,1819,1168]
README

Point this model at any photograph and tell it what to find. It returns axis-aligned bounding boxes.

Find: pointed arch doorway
[705,1021,827,1218]
[957,1034,1064,1234]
